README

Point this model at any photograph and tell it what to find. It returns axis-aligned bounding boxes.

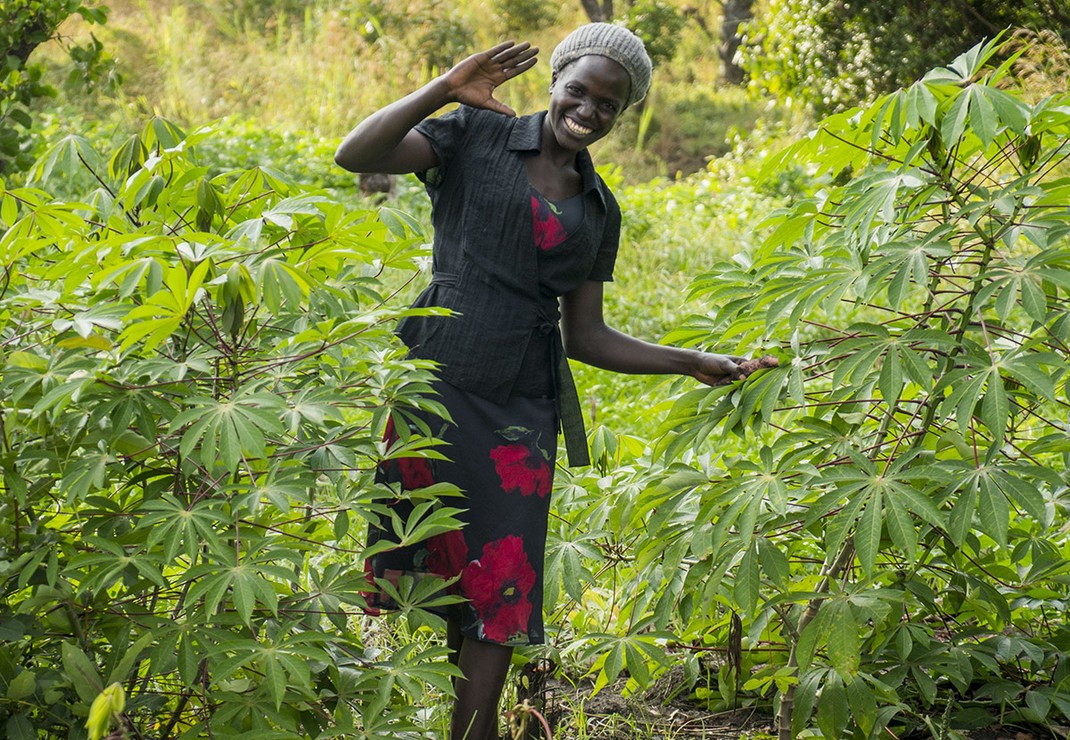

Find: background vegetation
[3,1,1070,739]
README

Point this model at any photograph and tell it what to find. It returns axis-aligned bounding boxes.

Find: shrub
[652,37,1070,737]
[0,116,460,737]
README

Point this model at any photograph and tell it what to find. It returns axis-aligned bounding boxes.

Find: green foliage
[0,0,114,174]
[412,0,475,75]
[646,37,1070,736]
[0,116,462,736]
[620,0,686,68]
[744,0,1070,113]
[492,0,558,35]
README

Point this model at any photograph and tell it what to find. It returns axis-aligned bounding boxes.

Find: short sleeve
[413,105,475,188]
[586,186,621,282]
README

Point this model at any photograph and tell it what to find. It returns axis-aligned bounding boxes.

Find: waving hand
[442,41,539,117]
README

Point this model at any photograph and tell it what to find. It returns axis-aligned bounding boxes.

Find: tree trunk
[579,0,614,23]
[718,0,754,85]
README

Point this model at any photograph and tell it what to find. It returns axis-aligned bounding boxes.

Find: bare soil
[508,665,1069,740]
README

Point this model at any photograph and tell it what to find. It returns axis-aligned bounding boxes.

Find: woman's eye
[600,102,618,114]
[566,85,582,95]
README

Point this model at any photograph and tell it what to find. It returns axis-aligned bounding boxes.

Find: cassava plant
[647,36,1070,737]
[0,117,463,738]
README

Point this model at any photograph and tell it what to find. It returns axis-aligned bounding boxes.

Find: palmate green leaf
[258,257,312,313]
[816,670,850,740]
[722,364,788,435]
[831,330,889,390]
[545,534,599,603]
[839,169,926,243]
[582,626,673,694]
[67,535,168,594]
[877,347,903,403]
[171,393,287,471]
[28,134,104,184]
[704,471,773,558]
[212,632,329,711]
[62,642,103,704]
[733,544,760,616]
[948,476,979,548]
[59,448,112,504]
[792,670,824,737]
[184,551,292,625]
[363,500,465,559]
[980,367,1008,446]
[977,474,1010,546]
[108,134,147,181]
[825,598,860,678]
[847,675,879,737]
[795,602,832,673]
[854,491,882,577]
[756,537,790,588]
[119,260,212,352]
[884,493,918,559]
[906,81,939,127]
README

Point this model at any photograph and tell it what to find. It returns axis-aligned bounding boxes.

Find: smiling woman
[334,21,764,740]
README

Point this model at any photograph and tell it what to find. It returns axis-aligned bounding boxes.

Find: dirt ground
[508,665,1069,740]
[510,666,777,739]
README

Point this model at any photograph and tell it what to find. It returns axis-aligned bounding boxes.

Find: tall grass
[48,0,796,181]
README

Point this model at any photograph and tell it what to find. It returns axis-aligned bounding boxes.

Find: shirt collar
[507,111,604,202]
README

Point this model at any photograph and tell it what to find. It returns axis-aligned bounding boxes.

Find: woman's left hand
[693,353,747,387]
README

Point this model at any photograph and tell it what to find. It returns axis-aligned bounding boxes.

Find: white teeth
[564,117,593,136]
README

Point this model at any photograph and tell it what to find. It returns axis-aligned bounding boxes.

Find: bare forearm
[334,77,451,173]
[564,323,704,377]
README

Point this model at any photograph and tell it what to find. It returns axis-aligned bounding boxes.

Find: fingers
[489,41,539,78]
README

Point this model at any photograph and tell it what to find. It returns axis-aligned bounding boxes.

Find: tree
[745,0,1070,112]
[0,0,112,174]
[718,0,753,84]
[579,0,614,23]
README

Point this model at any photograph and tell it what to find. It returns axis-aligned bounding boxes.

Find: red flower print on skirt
[461,535,536,642]
[490,443,552,498]
[531,194,568,251]
[383,416,435,489]
[425,529,468,580]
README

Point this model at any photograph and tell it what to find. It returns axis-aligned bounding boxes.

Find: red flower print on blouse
[425,529,468,580]
[383,416,435,489]
[461,536,536,642]
[531,194,568,251]
[490,443,552,498]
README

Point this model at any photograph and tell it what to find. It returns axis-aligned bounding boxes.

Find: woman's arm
[560,280,746,386]
[334,41,538,174]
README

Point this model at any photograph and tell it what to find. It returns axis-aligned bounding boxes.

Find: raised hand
[442,41,539,117]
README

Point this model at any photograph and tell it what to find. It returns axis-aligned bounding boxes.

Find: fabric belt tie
[540,319,590,467]
[429,270,590,467]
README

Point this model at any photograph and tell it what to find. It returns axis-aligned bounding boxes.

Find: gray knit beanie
[550,23,652,108]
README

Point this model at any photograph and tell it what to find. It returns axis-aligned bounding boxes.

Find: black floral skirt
[365,380,558,646]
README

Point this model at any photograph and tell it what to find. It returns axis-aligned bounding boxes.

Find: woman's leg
[451,635,513,740]
[447,617,463,669]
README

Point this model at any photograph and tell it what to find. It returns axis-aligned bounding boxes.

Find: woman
[336,23,752,740]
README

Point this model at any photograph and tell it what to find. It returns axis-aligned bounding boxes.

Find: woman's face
[546,55,631,152]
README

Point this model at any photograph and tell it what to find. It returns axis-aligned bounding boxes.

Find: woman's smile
[563,116,594,137]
